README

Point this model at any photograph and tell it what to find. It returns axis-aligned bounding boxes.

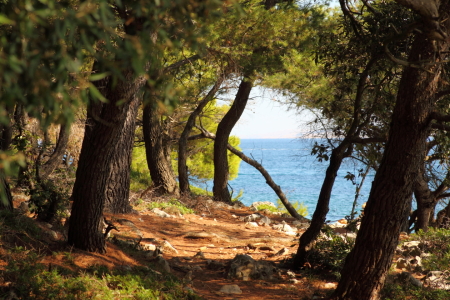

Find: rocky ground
[7,192,450,299]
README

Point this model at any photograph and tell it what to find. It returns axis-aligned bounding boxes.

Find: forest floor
[3,191,402,300]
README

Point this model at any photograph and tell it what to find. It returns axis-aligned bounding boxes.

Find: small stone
[288,278,299,284]
[246,222,259,228]
[396,258,409,269]
[142,243,157,251]
[153,256,171,273]
[231,214,238,218]
[274,248,289,257]
[19,202,29,213]
[324,282,337,289]
[193,251,206,259]
[219,284,242,294]
[151,208,172,218]
[286,270,296,278]
[162,240,178,254]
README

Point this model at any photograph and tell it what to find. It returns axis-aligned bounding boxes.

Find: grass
[148,198,195,215]
[0,208,203,300]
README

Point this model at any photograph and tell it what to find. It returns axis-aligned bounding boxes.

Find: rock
[48,230,59,241]
[286,270,296,278]
[396,258,409,269]
[259,216,271,226]
[288,278,299,284]
[193,251,206,259]
[251,201,276,209]
[397,272,423,287]
[259,246,276,251]
[219,284,242,294]
[324,282,337,289]
[292,220,309,229]
[153,256,171,273]
[244,213,262,222]
[142,243,157,251]
[402,241,420,248]
[162,240,178,254]
[151,208,173,218]
[227,254,275,281]
[231,214,238,218]
[273,248,289,257]
[249,206,258,211]
[245,222,259,228]
[207,260,226,270]
[425,271,450,290]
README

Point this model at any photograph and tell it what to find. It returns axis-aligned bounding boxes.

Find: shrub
[148,198,194,215]
[276,199,308,217]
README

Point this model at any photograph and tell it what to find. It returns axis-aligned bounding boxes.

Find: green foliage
[148,199,194,215]
[276,199,308,217]
[189,185,213,197]
[305,235,355,280]
[382,281,450,300]
[1,248,203,300]
[256,204,278,213]
[130,146,152,191]
[410,228,450,271]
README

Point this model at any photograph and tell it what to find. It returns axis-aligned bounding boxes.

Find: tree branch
[163,55,201,74]
[196,125,306,220]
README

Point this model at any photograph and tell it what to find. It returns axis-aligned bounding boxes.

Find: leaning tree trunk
[331,24,446,300]
[213,74,253,203]
[68,71,145,253]
[292,142,349,268]
[104,97,140,213]
[39,123,70,180]
[178,76,224,194]
[143,102,179,196]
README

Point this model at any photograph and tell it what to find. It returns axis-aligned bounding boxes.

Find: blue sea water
[197,138,375,222]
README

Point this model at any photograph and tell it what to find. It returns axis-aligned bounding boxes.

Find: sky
[224,87,315,139]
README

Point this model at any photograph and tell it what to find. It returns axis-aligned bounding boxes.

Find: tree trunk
[413,164,438,231]
[178,77,224,194]
[39,123,70,180]
[213,75,253,203]
[143,102,179,196]
[104,97,140,213]
[292,142,349,268]
[68,70,145,253]
[199,126,305,219]
[331,28,444,300]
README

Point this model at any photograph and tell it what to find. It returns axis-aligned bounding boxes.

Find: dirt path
[15,195,339,299]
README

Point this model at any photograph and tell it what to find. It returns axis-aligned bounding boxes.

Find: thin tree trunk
[213,74,253,203]
[143,102,179,196]
[39,123,70,180]
[331,26,445,299]
[178,76,224,194]
[292,142,349,268]
[199,126,305,219]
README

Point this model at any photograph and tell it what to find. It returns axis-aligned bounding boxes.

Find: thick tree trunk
[143,103,179,196]
[104,98,140,213]
[69,71,145,253]
[39,123,70,180]
[292,143,349,268]
[213,75,253,203]
[331,29,444,300]
[178,77,224,194]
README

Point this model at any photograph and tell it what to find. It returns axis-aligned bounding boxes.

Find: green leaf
[0,14,15,25]
[88,83,108,103]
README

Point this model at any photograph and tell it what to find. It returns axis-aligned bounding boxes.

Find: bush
[410,228,450,271]
[148,198,194,215]
[305,235,355,280]
[276,199,308,217]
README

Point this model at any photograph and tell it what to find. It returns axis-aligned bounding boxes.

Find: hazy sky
[227,88,315,139]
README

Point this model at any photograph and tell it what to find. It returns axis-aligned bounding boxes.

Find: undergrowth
[148,198,195,215]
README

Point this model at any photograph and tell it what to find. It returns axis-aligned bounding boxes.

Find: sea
[196,138,375,222]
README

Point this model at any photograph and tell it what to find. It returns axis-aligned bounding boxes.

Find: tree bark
[104,96,140,213]
[178,76,224,194]
[292,142,349,268]
[143,102,179,196]
[213,75,253,203]
[68,70,145,253]
[39,123,70,180]
[331,22,446,299]
[0,109,14,211]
